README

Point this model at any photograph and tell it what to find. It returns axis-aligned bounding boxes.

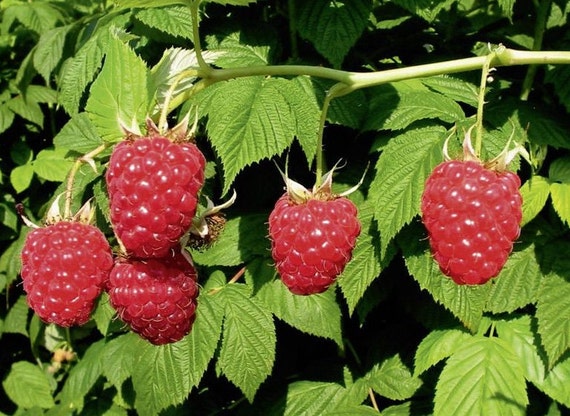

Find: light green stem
[189,0,210,71]
[474,51,496,157]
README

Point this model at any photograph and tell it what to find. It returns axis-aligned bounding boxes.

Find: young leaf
[217,283,276,402]
[255,261,343,347]
[366,355,422,400]
[434,337,528,416]
[134,6,194,40]
[414,328,473,376]
[536,272,570,367]
[484,244,542,314]
[197,77,300,194]
[2,361,55,409]
[520,176,551,226]
[85,34,149,141]
[370,126,446,255]
[401,224,491,332]
[294,0,372,68]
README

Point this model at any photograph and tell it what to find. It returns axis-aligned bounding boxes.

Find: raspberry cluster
[20,120,206,345]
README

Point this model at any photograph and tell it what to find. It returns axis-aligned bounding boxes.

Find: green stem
[189,0,210,71]
[314,83,350,187]
[287,0,299,60]
[520,0,552,101]
[474,50,496,157]
[158,68,200,132]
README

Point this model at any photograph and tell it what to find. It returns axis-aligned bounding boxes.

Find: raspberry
[421,160,522,285]
[269,193,361,295]
[107,251,199,345]
[20,221,114,327]
[106,136,206,258]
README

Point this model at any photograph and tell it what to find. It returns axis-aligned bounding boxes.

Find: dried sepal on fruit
[268,164,361,295]
[20,198,114,327]
[421,126,524,285]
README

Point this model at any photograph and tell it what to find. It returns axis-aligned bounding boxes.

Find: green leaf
[536,272,570,367]
[255,259,343,346]
[33,148,74,182]
[10,163,35,193]
[0,230,29,288]
[205,30,270,68]
[134,6,193,40]
[281,380,356,416]
[197,77,299,194]
[218,283,276,402]
[339,200,393,314]
[484,244,542,314]
[2,361,55,409]
[132,334,203,416]
[85,35,149,141]
[539,355,570,408]
[204,0,257,5]
[1,2,64,35]
[545,62,570,114]
[391,0,457,22]
[91,293,123,337]
[368,90,465,131]
[550,157,570,183]
[366,355,422,400]
[520,176,551,226]
[414,328,473,376]
[53,113,105,154]
[295,0,372,67]
[0,104,15,134]
[57,340,106,410]
[190,214,269,266]
[495,315,546,385]
[401,224,491,332]
[497,0,516,19]
[4,296,29,336]
[420,75,479,107]
[434,337,528,416]
[114,0,190,8]
[33,25,73,83]
[6,95,44,127]
[370,126,446,255]
[100,334,139,389]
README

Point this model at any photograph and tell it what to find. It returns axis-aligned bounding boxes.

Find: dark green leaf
[4,296,30,336]
[520,176,551,226]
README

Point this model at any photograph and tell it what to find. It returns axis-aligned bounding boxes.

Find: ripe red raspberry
[268,167,361,295]
[107,251,199,345]
[21,221,114,327]
[421,159,522,285]
[106,136,205,258]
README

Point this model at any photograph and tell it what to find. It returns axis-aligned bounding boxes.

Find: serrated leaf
[391,0,456,22]
[134,6,193,40]
[545,59,570,113]
[255,259,343,346]
[206,30,270,68]
[550,157,570,183]
[33,148,74,182]
[366,355,422,400]
[6,95,44,127]
[401,224,491,332]
[85,35,149,141]
[190,214,269,266]
[536,272,570,367]
[414,328,473,376]
[0,231,28,288]
[132,338,195,416]
[339,200,394,314]
[2,361,55,409]
[282,381,355,416]
[4,296,30,336]
[92,293,124,337]
[326,406,382,416]
[1,3,64,35]
[484,244,542,314]
[218,284,276,402]
[53,113,105,154]
[550,183,570,227]
[197,77,299,194]
[370,126,446,255]
[540,355,570,408]
[434,337,528,416]
[101,333,140,388]
[33,25,73,83]
[204,0,257,5]
[0,104,15,134]
[520,176,551,226]
[495,315,546,384]
[420,75,479,107]
[57,340,106,410]
[10,163,35,193]
[295,0,372,67]
[114,0,190,8]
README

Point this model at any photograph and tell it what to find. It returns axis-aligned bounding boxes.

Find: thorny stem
[474,48,497,157]
[64,144,107,219]
[314,83,350,187]
[520,0,553,101]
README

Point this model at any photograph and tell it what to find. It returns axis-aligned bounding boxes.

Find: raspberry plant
[2,1,570,415]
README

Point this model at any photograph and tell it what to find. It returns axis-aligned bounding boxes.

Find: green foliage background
[1,0,570,415]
